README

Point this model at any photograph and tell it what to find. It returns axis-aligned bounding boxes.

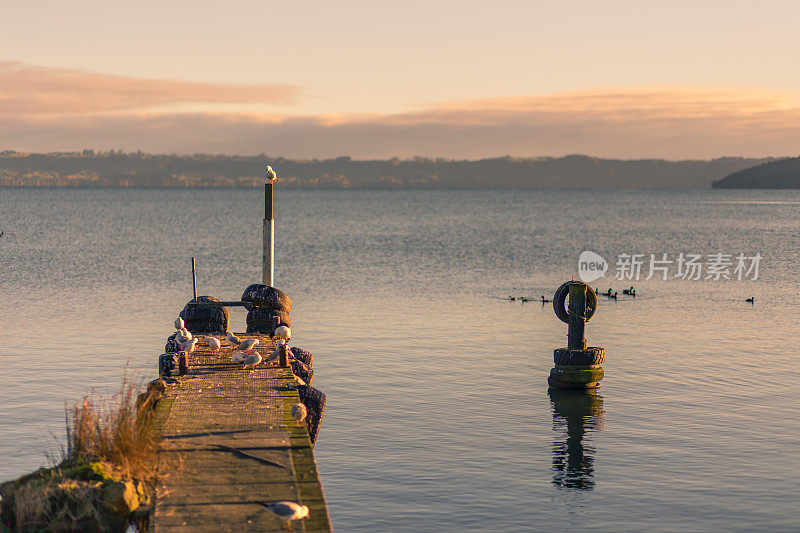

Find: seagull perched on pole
[266,164,278,183]
[272,325,291,342]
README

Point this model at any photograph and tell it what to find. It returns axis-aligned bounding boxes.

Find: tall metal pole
[263,166,275,287]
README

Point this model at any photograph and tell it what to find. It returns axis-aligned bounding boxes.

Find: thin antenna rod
[191,257,197,301]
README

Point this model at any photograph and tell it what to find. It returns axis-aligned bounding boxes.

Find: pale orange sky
[3,1,800,158]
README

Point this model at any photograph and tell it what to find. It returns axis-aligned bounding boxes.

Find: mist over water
[1,187,799,531]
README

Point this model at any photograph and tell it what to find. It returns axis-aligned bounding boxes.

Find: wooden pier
[151,333,330,532]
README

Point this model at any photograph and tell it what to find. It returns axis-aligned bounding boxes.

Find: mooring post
[567,282,587,350]
[278,341,289,368]
[178,352,189,375]
[549,281,604,389]
[191,257,197,302]
[263,165,275,287]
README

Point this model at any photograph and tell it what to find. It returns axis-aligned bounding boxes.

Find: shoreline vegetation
[0,376,166,532]
[0,150,779,189]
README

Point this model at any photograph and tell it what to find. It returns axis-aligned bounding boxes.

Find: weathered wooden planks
[152,334,330,532]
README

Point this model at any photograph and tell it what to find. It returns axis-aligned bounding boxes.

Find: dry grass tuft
[64,375,160,483]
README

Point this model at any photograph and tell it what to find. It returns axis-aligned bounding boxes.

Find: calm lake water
[1,187,799,532]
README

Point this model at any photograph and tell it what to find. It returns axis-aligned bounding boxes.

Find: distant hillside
[0,150,777,189]
[712,156,800,188]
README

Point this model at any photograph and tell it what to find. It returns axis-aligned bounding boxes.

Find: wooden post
[279,342,289,368]
[179,352,189,375]
[567,283,587,350]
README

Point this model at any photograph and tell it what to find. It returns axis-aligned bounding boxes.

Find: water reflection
[549,388,604,490]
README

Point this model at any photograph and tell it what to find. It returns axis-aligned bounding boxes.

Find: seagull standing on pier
[242,351,262,370]
[203,336,221,353]
[291,403,307,427]
[226,332,241,347]
[260,501,308,529]
[231,351,247,363]
[235,338,260,353]
[264,339,286,364]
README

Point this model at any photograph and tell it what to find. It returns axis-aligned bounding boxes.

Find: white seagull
[181,337,199,354]
[262,501,308,528]
[203,336,222,353]
[291,403,307,427]
[174,317,184,330]
[242,351,262,370]
[272,325,291,342]
[235,338,259,353]
[264,339,286,364]
[266,165,278,182]
[231,351,247,363]
[226,332,241,347]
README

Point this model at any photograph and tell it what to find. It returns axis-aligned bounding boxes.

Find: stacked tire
[549,347,605,389]
[179,295,229,334]
[242,284,291,334]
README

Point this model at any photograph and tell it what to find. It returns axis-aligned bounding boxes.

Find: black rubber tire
[553,347,605,365]
[290,347,313,367]
[290,358,313,385]
[246,308,291,334]
[180,296,229,333]
[298,385,326,446]
[248,306,291,322]
[241,284,292,314]
[553,282,597,324]
[159,353,178,377]
[186,320,227,334]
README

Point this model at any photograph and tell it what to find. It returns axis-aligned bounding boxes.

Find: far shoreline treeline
[0,150,781,189]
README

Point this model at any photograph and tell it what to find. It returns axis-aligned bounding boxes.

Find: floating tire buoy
[180,296,229,334]
[549,366,604,384]
[553,347,605,366]
[552,282,597,324]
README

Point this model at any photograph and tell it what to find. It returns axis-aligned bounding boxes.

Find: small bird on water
[260,501,309,529]
[291,403,307,427]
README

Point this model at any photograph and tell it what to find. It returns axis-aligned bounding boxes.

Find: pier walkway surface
[151,333,330,532]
